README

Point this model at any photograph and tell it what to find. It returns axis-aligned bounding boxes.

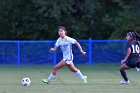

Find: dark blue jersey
[127,40,140,62]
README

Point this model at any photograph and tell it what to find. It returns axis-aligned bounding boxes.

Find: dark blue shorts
[125,58,140,68]
[125,62,138,68]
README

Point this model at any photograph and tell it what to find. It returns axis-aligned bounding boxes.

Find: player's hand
[121,59,126,64]
[81,50,86,56]
[50,48,55,52]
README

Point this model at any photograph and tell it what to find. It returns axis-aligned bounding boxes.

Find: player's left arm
[74,41,86,55]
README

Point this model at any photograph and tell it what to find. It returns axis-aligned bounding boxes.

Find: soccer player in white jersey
[42,26,87,84]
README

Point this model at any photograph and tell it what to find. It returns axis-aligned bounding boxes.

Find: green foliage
[109,0,140,39]
[0,0,140,40]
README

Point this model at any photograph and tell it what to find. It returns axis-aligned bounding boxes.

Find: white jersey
[55,36,76,64]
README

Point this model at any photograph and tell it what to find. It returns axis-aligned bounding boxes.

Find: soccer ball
[21,77,31,86]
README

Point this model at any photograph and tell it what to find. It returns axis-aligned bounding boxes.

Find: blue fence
[0,39,127,65]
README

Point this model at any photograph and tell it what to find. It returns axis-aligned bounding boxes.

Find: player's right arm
[50,38,60,52]
[50,46,57,52]
[121,47,131,64]
[121,42,131,64]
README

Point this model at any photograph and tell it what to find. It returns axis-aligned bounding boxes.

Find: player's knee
[120,64,128,70]
[119,66,124,70]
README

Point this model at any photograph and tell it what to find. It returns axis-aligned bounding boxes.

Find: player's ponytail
[134,32,140,41]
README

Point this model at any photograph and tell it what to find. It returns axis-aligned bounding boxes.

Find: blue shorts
[125,58,140,68]
[125,62,138,68]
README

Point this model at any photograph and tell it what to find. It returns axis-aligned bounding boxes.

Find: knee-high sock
[120,70,128,81]
[48,73,55,81]
[75,70,85,80]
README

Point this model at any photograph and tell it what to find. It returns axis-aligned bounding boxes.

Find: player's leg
[119,64,130,84]
[67,62,87,83]
[137,62,140,68]
[42,60,67,83]
[67,62,78,73]
[52,60,67,75]
[136,62,140,72]
[136,67,140,72]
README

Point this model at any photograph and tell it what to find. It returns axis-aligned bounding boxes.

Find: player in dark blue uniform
[134,32,140,71]
[120,32,140,84]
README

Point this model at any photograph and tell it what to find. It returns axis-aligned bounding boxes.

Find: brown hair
[58,26,67,35]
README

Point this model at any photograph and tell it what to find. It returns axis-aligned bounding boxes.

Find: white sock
[136,67,140,72]
[48,73,55,81]
[75,70,85,80]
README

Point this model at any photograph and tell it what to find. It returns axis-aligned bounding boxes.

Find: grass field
[0,64,140,93]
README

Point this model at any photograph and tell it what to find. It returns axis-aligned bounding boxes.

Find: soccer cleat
[83,76,87,84]
[42,79,50,84]
[120,80,130,84]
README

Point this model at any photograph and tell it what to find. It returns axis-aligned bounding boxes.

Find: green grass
[0,64,140,93]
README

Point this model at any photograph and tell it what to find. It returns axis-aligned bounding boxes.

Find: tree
[0,0,140,40]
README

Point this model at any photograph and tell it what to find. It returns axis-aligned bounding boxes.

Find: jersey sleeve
[67,37,76,44]
[55,38,60,47]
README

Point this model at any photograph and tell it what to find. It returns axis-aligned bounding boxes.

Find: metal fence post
[17,40,20,66]
[88,38,93,64]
